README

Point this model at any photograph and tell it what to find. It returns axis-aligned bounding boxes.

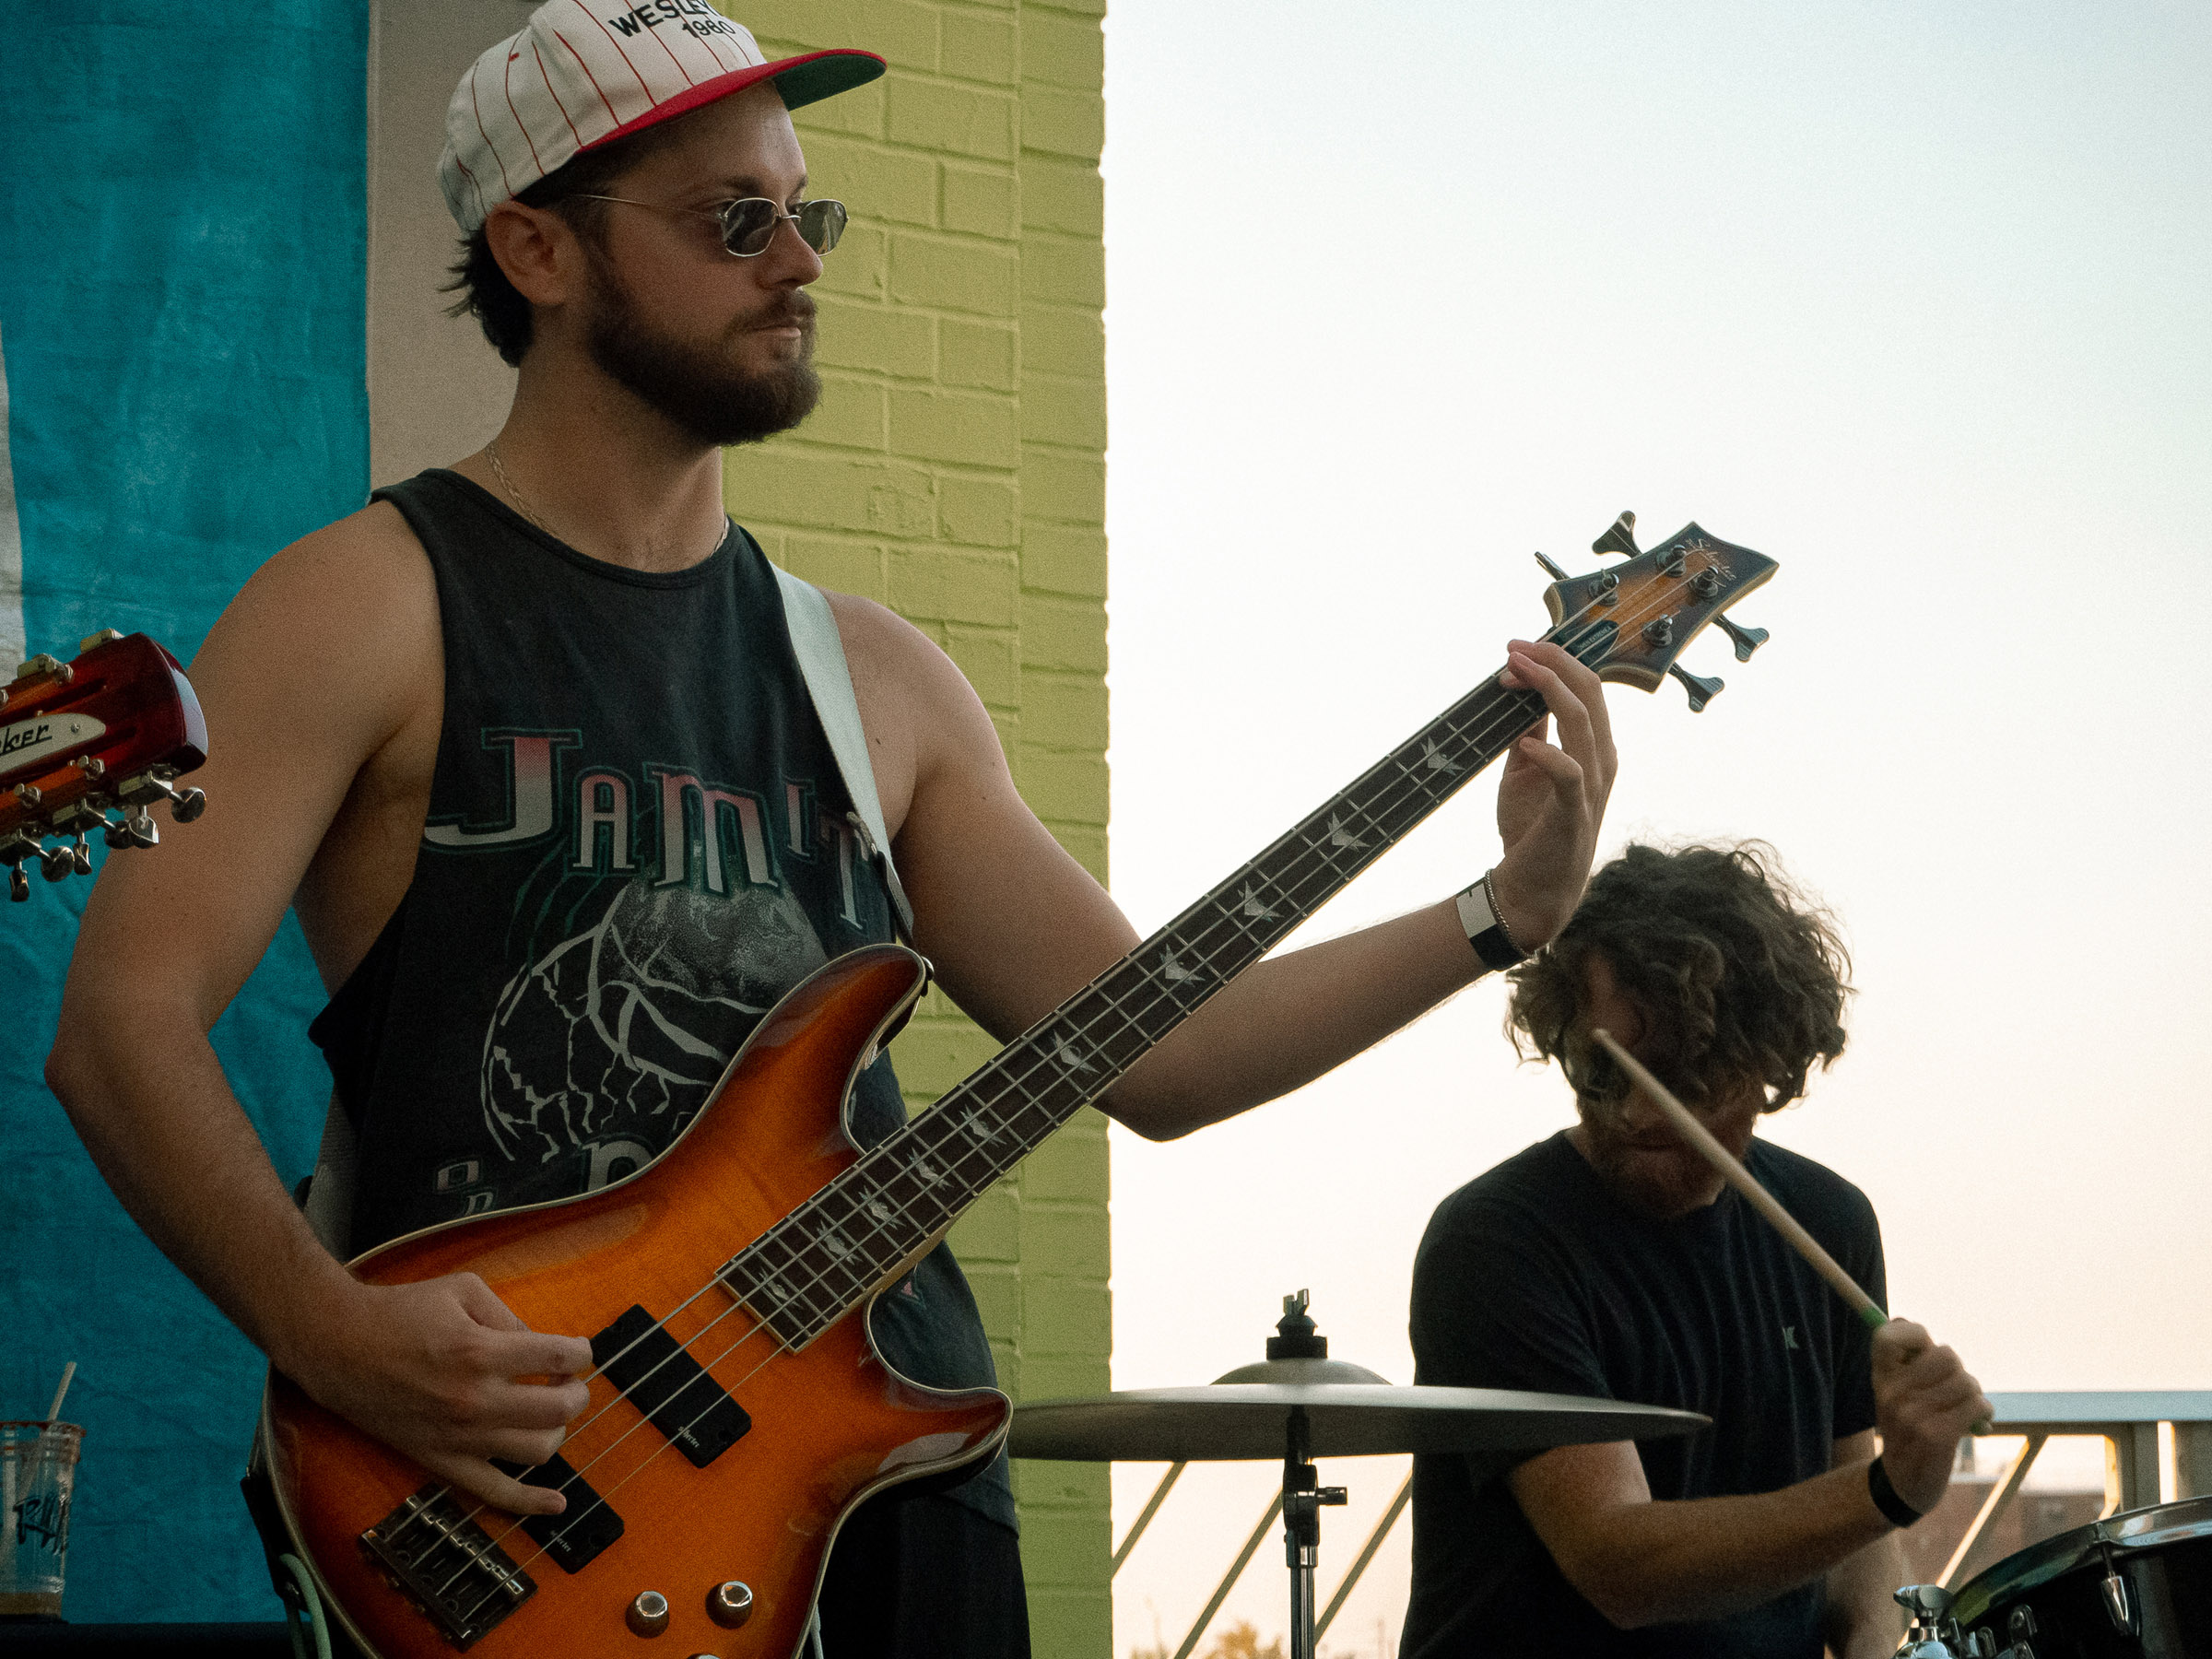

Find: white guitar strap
[300,570,912,1254]
[773,565,915,940]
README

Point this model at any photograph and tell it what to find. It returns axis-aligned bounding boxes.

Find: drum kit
[1015,1293,2212,1659]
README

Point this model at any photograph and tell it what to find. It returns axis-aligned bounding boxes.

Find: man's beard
[582,255,820,447]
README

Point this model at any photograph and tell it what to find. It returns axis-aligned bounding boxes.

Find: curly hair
[1504,842,1852,1113]
[443,119,690,368]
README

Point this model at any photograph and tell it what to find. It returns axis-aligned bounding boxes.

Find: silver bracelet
[1481,868,1528,957]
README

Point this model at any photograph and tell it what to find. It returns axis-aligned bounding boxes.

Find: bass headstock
[0,629,210,901]
[1537,512,1777,712]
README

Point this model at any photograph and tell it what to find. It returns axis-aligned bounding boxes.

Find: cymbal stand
[1282,1406,1347,1659]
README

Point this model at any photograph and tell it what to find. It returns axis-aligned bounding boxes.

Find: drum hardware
[1895,1583,1965,1657]
[1010,1291,1707,1659]
[2098,1539,2140,1638]
[1905,1495,2212,1657]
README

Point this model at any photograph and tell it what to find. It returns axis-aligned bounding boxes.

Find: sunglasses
[570,194,848,258]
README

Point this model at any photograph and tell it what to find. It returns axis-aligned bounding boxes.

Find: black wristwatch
[1866,1454,1924,1529]
[1454,870,1527,974]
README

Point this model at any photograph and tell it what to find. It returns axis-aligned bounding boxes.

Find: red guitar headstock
[0,629,211,901]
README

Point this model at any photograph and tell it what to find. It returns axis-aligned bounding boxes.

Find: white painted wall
[367,0,533,487]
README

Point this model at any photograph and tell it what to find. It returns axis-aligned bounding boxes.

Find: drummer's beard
[1571,1082,1762,1221]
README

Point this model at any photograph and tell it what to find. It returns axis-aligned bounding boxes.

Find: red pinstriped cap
[439,0,886,233]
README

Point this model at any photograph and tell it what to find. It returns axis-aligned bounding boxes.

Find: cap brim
[585,48,888,152]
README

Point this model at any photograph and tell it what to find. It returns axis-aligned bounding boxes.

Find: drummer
[1404,842,1991,1657]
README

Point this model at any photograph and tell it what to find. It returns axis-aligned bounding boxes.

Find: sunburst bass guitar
[258,513,1777,1657]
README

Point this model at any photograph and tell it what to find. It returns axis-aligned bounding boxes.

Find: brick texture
[719,4,1110,1652]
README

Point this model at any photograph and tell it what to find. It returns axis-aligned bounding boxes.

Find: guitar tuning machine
[116,767,207,825]
[7,653,72,690]
[1592,511,1640,559]
[1669,665,1724,712]
[2,832,36,902]
[1713,613,1769,662]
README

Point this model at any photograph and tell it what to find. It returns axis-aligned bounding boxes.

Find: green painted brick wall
[719,2,1112,1652]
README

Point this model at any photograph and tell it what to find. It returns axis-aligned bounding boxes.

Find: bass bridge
[360,1486,535,1648]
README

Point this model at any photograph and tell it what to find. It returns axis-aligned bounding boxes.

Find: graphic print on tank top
[446,737,885,1196]
[311,471,904,1250]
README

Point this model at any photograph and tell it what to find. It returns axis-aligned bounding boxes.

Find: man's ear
[483,200,586,310]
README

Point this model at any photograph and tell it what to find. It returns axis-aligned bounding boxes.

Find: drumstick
[1590,1030,1882,1327]
[1591,1030,1993,1439]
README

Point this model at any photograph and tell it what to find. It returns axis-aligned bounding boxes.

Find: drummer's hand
[1870,1319,1990,1515]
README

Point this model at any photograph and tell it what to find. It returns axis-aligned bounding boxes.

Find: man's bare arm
[832,594,1617,1140]
[1823,1430,1911,1659]
[1506,1324,1988,1629]
[44,507,591,1516]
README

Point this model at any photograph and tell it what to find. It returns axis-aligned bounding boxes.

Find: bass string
[411,564,1712,1594]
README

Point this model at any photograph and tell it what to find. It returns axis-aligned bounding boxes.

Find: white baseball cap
[440,1,886,233]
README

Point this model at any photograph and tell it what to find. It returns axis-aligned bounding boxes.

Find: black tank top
[309,470,1013,1527]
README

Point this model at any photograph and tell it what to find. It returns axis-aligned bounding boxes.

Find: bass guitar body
[259,945,1010,1659]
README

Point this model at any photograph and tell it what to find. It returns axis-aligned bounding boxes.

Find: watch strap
[1455,877,1525,974]
[1866,1454,1924,1529]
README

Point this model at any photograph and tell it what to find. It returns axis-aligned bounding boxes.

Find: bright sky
[1094,3,2212,1653]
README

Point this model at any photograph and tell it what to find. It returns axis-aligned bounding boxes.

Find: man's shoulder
[1744,1135,1878,1240]
[1420,1134,1584,1249]
[256,496,427,595]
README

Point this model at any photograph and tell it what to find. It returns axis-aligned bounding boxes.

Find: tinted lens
[719,198,782,257]
[795,198,847,253]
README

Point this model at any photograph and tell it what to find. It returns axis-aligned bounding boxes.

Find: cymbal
[1008,1383,1707,1463]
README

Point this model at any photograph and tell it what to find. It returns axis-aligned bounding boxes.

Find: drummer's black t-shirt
[1403,1130,1883,1659]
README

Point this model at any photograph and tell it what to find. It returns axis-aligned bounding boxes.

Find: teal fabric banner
[0,9,368,1622]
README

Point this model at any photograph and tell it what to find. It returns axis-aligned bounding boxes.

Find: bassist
[45,6,1618,1651]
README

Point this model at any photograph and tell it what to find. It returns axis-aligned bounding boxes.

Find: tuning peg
[1534,551,1571,581]
[1713,614,1768,663]
[68,835,90,876]
[1669,665,1724,712]
[10,653,71,688]
[38,844,74,882]
[76,628,124,655]
[117,769,207,824]
[105,807,158,850]
[1,834,32,902]
[1592,512,1640,559]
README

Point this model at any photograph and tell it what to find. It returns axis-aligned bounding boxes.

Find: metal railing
[1115,1392,2212,1653]
[1112,1462,1409,1659]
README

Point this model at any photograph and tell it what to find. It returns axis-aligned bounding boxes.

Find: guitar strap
[297,567,912,1257]
[772,565,915,940]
